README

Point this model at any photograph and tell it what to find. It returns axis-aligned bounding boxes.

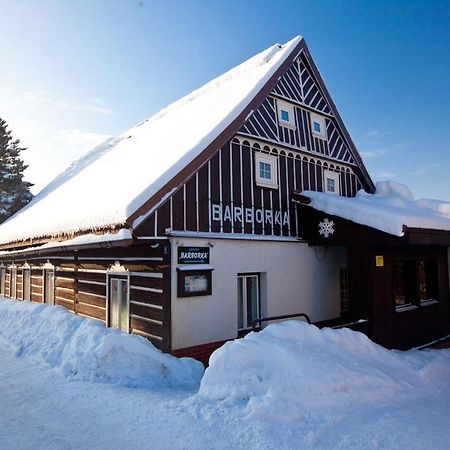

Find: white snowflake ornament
[318,218,335,238]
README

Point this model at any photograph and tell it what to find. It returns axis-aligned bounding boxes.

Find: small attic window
[311,113,327,139]
[277,100,295,128]
[255,152,278,189]
[324,169,340,195]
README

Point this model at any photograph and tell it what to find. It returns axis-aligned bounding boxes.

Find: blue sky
[1,0,449,199]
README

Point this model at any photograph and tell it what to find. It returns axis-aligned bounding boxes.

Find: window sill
[255,180,279,190]
[420,299,439,307]
[396,304,418,313]
[279,122,296,130]
[311,131,327,140]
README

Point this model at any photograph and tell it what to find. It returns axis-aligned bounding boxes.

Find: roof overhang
[293,192,450,247]
[0,228,134,259]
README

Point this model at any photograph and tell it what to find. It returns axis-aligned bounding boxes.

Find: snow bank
[0,298,203,389]
[193,321,450,423]
[303,180,450,236]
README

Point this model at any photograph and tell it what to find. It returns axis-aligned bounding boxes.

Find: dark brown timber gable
[128,38,375,236]
[133,39,374,239]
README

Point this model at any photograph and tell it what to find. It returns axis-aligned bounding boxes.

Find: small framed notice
[177,269,212,297]
[375,255,384,267]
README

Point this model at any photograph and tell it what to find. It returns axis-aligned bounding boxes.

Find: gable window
[323,169,340,195]
[310,113,327,139]
[255,152,278,189]
[237,273,260,331]
[394,259,439,310]
[276,100,295,128]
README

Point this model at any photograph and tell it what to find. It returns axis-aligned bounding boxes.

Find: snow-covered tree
[0,119,33,223]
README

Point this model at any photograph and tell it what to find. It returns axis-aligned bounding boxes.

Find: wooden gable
[133,39,374,240]
[239,51,360,167]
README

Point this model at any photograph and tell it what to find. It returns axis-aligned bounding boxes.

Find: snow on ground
[0,298,203,388]
[1,299,450,449]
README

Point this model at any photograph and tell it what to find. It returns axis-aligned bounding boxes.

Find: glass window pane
[246,276,258,328]
[110,279,120,328]
[314,121,321,132]
[424,259,438,301]
[237,278,244,329]
[281,109,290,122]
[120,280,128,331]
[327,178,335,192]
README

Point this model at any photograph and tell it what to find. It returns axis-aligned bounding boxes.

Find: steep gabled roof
[0,36,375,248]
[0,37,304,247]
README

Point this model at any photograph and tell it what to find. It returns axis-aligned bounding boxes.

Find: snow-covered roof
[0,37,302,246]
[301,181,450,237]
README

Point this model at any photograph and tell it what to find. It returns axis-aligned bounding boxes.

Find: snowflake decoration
[318,218,335,238]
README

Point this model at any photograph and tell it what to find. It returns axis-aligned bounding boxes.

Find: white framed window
[237,273,260,331]
[255,152,278,188]
[107,262,130,333]
[310,113,327,140]
[323,169,340,195]
[276,100,296,128]
[22,264,31,301]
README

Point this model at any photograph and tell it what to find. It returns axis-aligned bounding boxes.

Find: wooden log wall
[0,240,171,351]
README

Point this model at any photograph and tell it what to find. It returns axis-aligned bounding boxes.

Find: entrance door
[108,277,129,332]
[237,273,260,330]
[44,270,55,305]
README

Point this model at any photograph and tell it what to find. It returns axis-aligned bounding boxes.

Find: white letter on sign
[212,204,222,222]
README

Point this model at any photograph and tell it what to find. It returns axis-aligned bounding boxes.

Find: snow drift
[0,298,203,389]
[194,321,450,423]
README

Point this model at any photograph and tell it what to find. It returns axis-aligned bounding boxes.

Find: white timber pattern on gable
[239,52,357,165]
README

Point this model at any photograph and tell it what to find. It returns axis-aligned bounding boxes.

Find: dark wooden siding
[136,137,361,238]
[0,241,171,351]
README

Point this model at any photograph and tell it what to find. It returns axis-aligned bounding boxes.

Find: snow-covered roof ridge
[302,181,450,237]
[0,36,302,246]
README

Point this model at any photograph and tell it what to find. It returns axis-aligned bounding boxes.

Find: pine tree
[0,119,33,223]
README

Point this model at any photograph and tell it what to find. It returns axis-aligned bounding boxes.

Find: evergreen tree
[0,118,33,223]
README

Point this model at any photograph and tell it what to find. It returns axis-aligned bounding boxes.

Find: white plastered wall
[170,237,346,350]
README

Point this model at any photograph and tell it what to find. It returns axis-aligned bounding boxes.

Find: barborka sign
[211,203,290,226]
[177,247,210,265]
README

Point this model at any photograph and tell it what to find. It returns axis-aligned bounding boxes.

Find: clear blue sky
[1,0,449,199]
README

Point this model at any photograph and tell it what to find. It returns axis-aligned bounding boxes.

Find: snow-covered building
[0,36,448,361]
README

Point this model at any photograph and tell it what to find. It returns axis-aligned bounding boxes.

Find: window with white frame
[310,113,327,139]
[255,152,278,188]
[237,273,260,330]
[323,169,340,195]
[22,265,31,301]
[277,100,295,128]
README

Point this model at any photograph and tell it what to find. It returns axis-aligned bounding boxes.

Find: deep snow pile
[0,298,203,389]
[303,180,450,236]
[193,321,450,423]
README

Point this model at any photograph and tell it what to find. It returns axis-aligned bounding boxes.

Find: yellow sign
[375,255,384,267]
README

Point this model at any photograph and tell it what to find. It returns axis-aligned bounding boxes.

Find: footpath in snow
[0,298,450,449]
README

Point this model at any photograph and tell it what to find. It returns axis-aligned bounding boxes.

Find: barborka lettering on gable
[211,203,289,227]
